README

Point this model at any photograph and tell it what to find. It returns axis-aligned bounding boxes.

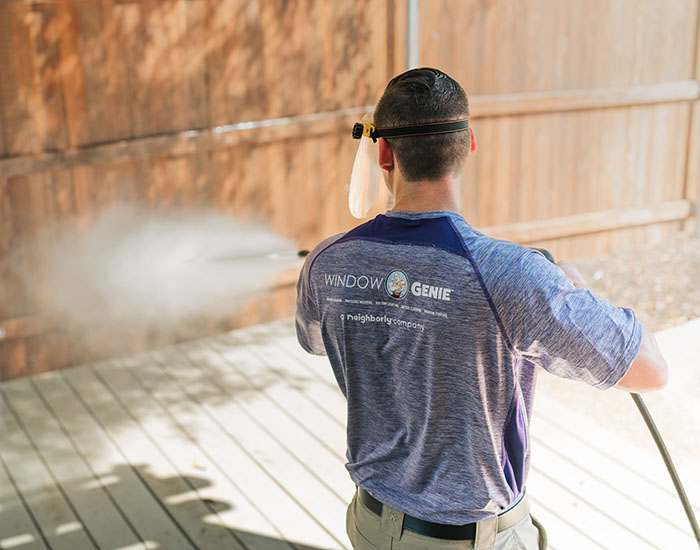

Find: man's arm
[557,261,668,393]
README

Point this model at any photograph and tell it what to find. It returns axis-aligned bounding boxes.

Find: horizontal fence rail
[481,200,693,243]
[470,80,700,117]
[1,80,699,179]
[1,0,698,381]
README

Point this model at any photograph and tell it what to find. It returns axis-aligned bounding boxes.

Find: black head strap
[352,119,469,142]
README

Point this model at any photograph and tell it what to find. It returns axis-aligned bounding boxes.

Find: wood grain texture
[481,200,692,243]
[2,321,699,549]
[27,3,69,153]
[0,106,375,178]
[0,3,41,155]
[77,0,131,143]
[55,1,90,148]
[421,0,699,95]
[683,0,700,234]
[463,103,691,229]
[470,81,700,117]
[0,385,96,549]
[424,0,698,253]
[0,0,696,379]
[3,380,144,549]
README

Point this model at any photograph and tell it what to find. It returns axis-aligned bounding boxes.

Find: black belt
[359,488,476,540]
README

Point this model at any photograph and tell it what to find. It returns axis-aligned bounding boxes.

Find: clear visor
[349,113,383,218]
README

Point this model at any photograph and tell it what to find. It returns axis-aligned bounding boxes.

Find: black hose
[631,393,700,547]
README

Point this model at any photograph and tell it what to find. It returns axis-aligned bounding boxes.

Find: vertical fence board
[132,0,170,135]
[163,0,188,132]
[77,0,129,143]
[71,163,94,227]
[211,147,234,213]
[205,0,232,127]
[0,0,697,379]
[0,178,12,255]
[102,0,133,138]
[184,0,208,130]
[0,4,40,155]
[686,103,700,234]
[0,177,15,380]
[29,3,69,153]
[56,1,91,148]
[116,0,143,137]
[684,0,700,234]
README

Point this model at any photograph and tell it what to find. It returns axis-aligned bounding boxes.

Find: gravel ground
[569,232,700,332]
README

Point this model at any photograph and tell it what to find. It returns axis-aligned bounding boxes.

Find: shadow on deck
[1,319,699,550]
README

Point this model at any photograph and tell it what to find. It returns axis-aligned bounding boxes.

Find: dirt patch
[568,232,700,332]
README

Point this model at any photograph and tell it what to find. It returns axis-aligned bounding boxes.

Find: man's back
[296,67,665,549]
[296,209,640,525]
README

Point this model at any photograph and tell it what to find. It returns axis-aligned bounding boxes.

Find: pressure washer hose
[531,248,700,547]
[631,393,700,546]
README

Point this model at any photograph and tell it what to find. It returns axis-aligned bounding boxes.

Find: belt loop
[474,515,498,550]
[379,502,405,540]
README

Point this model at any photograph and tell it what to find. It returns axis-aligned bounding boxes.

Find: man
[296,68,667,550]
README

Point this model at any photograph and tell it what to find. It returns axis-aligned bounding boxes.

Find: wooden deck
[1,319,699,550]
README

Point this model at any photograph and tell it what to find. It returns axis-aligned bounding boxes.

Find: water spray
[20,206,306,325]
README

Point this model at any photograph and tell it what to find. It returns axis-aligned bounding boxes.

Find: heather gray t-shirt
[296,210,641,525]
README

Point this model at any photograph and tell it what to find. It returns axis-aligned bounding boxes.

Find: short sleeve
[484,247,642,389]
[295,254,326,355]
[295,234,347,356]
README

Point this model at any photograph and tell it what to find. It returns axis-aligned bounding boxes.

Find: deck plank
[111,351,294,550]
[60,365,200,550]
[525,479,607,550]
[0,384,94,550]
[142,345,348,550]
[2,319,698,550]
[32,370,199,550]
[0,423,48,550]
[207,334,348,462]
[530,455,660,549]
[2,379,143,550]
[179,339,355,500]
[531,414,697,536]
[87,358,250,550]
[530,392,699,550]
[224,326,347,426]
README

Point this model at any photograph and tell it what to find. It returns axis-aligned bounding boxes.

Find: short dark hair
[373,68,470,182]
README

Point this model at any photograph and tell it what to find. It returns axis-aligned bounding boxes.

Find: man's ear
[378,138,394,171]
[468,127,476,157]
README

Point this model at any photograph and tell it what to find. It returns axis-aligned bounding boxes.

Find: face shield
[349,116,471,218]
[349,113,382,219]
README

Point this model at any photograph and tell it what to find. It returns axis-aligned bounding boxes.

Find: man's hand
[556,260,588,289]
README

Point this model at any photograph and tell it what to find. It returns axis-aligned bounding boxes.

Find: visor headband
[352,119,469,142]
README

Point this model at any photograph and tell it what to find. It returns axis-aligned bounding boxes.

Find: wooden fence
[423,0,700,259]
[0,0,698,380]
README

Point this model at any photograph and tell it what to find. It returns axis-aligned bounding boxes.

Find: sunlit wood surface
[2,0,700,379]
[1,319,698,550]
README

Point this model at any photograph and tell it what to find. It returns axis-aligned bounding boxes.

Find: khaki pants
[346,490,545,550]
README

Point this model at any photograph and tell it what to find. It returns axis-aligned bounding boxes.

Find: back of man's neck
[391,177,462,214]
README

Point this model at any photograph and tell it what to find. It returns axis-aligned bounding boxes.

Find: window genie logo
[323,269,452,302]
[324,273,383,289]
[385,270,408,299]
